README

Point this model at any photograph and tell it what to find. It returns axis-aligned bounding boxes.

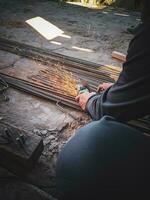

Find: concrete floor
[0,0,140,64]
[0,0,140,199]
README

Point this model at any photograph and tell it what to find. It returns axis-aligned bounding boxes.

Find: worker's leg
[56,116,150,199]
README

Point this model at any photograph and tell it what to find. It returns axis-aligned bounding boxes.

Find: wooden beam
[112,51,126,62]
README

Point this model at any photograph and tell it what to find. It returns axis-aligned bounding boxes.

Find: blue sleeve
[86,94,103,121]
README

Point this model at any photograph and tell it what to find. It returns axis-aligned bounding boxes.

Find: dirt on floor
[0,0,140,199]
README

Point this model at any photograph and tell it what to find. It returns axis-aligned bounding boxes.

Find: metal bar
[0,74,80,110]
[0,38,120,81]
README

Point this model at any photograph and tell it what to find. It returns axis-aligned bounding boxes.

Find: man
[56,1,150,199]
[76,0,150,122]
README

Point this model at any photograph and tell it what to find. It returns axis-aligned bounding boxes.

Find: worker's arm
[75,92,102,120]
[76,22,150,121]
[86,93,103,120]
[86,83,114,121]
[97,83,114,92]
[75,92,96,111]
[75,83,113,120]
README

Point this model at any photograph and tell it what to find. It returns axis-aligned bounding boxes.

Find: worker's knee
[56,116,150,199]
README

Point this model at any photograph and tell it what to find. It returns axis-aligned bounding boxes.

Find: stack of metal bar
[0,38,120,110]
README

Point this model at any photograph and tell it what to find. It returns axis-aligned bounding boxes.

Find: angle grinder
[77,80,90,94]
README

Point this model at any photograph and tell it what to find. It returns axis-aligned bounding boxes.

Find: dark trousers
[56,116,150,199]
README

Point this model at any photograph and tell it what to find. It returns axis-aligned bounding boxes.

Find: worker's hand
[97,82,113,93]
[75,92,95,110]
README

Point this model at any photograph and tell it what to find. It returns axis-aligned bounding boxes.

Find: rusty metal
[0,38,119,109]
[0,38,120,81]
[0,74,80,110]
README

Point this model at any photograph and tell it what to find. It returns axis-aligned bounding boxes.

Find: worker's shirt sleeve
[86,93,103,121]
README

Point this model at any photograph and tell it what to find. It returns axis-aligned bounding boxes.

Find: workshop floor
[0,0,140,199]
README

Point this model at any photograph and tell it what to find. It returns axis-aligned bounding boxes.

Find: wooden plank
[112,51,126,62]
